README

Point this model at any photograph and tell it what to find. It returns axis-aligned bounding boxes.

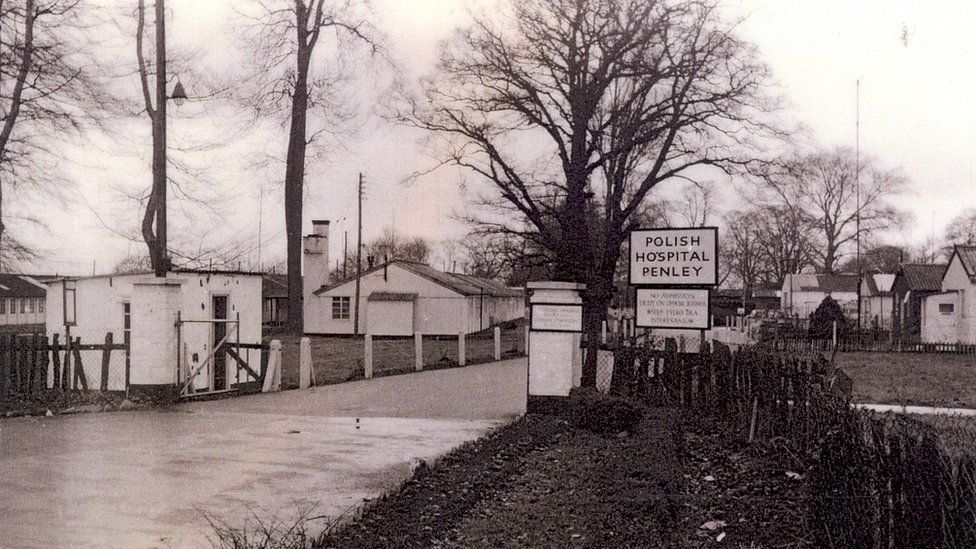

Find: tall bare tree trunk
[284,2,313,332]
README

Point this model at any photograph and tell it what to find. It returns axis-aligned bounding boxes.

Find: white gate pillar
[527,281,585,412]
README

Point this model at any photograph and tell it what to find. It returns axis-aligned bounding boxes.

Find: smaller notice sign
[531,304,584,332]
[635,288,711,330]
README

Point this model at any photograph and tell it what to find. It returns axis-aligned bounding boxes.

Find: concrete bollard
[415,332,423,371]
[299,337,312,389]
[364,334,373,379]
[494,326,501,361]
[262,339,282,393]
[458,331,466,366]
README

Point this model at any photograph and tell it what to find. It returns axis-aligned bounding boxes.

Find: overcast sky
[32,0,976,275]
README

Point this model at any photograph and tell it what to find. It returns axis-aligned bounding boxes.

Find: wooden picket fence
[0,332,127,398]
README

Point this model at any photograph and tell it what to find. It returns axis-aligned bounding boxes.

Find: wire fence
[596,340,976,547]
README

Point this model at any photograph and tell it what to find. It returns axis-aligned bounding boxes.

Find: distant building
[860,272,896,330]
[891,263,946,340]
[302,220,525,336]
[0,274,49,327]
[262,273,289,326]
[710,284,781,325]
[921,246,976,344]
[781,273,859,319]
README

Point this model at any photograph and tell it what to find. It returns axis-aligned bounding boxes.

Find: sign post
[630,227,719,349]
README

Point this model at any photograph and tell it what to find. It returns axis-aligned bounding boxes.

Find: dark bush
[808,296,846,340]
[569,388,643,434]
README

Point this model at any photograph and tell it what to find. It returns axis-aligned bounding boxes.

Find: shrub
[808,296,846,340]
[569,388,643,434]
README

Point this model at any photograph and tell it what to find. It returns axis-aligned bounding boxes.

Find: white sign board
[531,304,583,332]
[635,288,711,329]
[629,227,718,286]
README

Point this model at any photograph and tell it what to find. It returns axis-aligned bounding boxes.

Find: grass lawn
[835,351,976,408]
[264,322,527,390]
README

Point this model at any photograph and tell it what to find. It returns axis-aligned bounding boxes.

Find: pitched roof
[368,292,418,302]
[314,260,522,298]
[262,273,289,298]
[783,273,858,293]
[896,263,946,292]
[0,274,47,299]
[953,246,976,280]
[816,274,859,293]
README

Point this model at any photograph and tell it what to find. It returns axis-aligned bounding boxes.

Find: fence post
[415,332,423,371]
[832,321,837,349]
[458,331,466,366]
[364,334,373,379]
[262,339,282,393]
[299,337,312,389]
[100,332,113,392]
[50,333,60,390]
[601,321,607,344]
[494,326,501,361]
[0,335,7,397]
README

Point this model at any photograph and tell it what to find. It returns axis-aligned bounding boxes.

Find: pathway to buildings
[0,358,527,549]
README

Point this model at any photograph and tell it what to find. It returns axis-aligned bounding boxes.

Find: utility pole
[343,230,348,278]
[153,0,168,276]
[856,79,862,332]
[354,173,363,336]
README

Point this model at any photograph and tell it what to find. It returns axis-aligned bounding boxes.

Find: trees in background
[945,208,976,247]
[756,147,907,274]
[240,0,382,330]
[0,0,112,270]
[405,0,773,386]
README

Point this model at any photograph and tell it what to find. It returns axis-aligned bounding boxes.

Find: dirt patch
[677,414,813,547]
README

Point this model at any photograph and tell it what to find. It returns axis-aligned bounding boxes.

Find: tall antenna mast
[856,79,862,332]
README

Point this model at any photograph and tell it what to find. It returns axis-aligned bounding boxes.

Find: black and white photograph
[0,0,974,547]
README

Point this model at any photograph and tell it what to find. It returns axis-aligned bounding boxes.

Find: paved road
[0,358,527,549]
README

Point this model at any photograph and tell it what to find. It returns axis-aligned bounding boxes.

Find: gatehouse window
[332,296,351,320]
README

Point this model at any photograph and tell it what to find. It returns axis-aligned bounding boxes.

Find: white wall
[46,273,263,392]
[941,255,976,343]
[861,296,894,330]
[922,292,959,343]
[366,300,414,336]
[308,264,525,336]
[783,290,858,319]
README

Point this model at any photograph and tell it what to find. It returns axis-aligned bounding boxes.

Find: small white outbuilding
[301,220,524,336]
[921,246,976,344]
[45,270,263,399]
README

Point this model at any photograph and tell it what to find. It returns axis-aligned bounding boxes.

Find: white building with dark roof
[0,274,49,326]
[921,245,976,343]
[301,221,524,336]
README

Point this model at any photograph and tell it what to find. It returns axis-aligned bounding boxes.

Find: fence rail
[774,337,976,355]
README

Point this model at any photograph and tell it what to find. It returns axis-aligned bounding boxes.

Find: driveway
[0,358,527,548]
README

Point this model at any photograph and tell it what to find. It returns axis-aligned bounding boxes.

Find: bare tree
[945,207,976,247]
[757,147,907,274]
[723,209,766,299]
[403,0,773,385]
[677,182,717,227]
[753,203,815,285]
[0,0,112,270]
[239,0,383,331]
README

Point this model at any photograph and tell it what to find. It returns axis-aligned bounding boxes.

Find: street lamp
[170,79,187,106]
